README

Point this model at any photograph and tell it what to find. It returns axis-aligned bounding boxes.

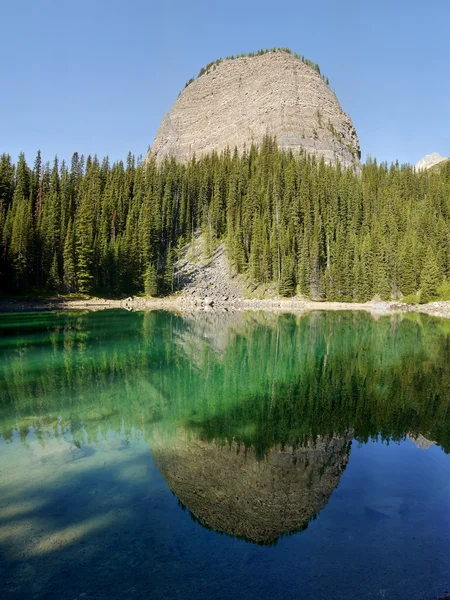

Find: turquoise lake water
[0,309,449,599]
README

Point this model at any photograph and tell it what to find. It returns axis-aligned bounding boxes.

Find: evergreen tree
[279,256,296,296]
[63,219,77,293]
[144,263,158,296]
[9,194,32,287]
[399,235,417,296]
[1,140,449,304]
[75,192,94,293]
[7,153,32,288]
[420,246,441,303]
[163,245,174,293]
[49,251,60,291]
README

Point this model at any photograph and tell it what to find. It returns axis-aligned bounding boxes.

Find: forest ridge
[1,138,450,303]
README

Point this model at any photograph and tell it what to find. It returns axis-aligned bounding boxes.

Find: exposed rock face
[150,52,361,169]
[415,152,448,171]
[150,429,352,544]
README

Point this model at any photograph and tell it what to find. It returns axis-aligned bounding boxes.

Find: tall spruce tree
[420,246,441,303]
[144,263,158,296]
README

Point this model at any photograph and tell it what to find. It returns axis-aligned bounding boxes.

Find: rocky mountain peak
[415,152,448,171]
[150,51,361,170]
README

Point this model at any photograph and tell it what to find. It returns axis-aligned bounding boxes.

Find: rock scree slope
[150,51,361,169]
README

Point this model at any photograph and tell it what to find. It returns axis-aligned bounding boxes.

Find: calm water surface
[0,309,449,600]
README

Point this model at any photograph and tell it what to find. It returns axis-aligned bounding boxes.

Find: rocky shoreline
[2,295,450,320]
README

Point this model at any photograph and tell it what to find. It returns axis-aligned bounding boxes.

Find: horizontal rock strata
[150,52,360,169]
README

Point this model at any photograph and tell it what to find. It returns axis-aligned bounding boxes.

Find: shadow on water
[0,444,190,599]
[0,422,354,600]
[1,309,450,599]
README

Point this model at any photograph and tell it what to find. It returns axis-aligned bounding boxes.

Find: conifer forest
[1,137,450,301]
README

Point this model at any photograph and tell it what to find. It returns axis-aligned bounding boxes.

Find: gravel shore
[2,296,450,319]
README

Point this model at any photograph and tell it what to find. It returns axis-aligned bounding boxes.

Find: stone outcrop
[150,52,361,170]
[150,429,352,544]
[415,152,448,171]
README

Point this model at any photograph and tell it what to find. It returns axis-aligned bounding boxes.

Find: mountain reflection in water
[151,429,352,544]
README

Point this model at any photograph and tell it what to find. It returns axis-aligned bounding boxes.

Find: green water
[0,309,449,599]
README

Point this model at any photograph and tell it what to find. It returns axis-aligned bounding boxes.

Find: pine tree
[163,245,174,294]
[420,246,441,303]
[144,263,158,296]
[399,236,417,296]
[298,233,310,297]
[0,153,15,217]
[32,150,43,217]
[75,192,94,293]
[279,256,295,296]
[49,251,60,291]
[63,219,77,293]
[359,235,373,301]
[9,195,32,287]
[232,220,246,274]
[8,153,32,288]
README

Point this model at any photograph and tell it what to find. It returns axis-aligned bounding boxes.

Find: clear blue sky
[1,0,449,166]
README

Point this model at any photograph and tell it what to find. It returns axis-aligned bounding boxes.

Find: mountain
[415,152,448,171]
[150,50,361,169]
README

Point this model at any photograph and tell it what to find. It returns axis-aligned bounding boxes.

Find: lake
[0,309,449,600]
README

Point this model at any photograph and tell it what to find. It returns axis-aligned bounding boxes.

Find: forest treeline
[1,137,450,301]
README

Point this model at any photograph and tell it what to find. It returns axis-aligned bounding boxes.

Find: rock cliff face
[415,152,448,171]
[150,429,352,544]
[150,52,361,169]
